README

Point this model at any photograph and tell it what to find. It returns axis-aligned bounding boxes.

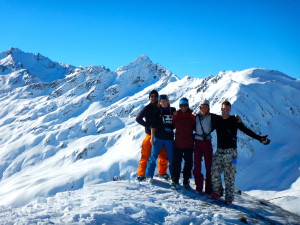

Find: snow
[1,179,300,224]
[0,48,300,224]
[247,176,300,216]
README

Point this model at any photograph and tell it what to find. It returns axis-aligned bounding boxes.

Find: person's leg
[203,141,213,194]
[164,139,174,178]
[182,148,193,185]
[137,134,152,177]
[193,140,205,192]
[224,149,237,201]
[211,149,224,196]
[172,147,183,183]
[145,138,164,178]
[157,146,169,175]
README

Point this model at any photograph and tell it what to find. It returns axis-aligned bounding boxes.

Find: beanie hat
[179,97,189,106]
[158,94,168,101]
[200,99,209,106]
[149,90,158,99]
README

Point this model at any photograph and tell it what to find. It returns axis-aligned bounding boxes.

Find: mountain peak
[7,47,22,54]
[214,68,295,86]
[116,55,152,73]
[135,54,150,62]
[128,54,152,66]
[0,48,21,61]
[0,48,73,83]
[244,68,294,80]
[0,47,22,56]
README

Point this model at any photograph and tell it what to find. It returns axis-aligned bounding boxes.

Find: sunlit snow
[0,48,299,224]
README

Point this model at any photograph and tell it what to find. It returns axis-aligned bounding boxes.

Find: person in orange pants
[136,90,169,181]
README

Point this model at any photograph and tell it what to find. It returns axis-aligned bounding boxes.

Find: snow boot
[157,173,170,180]
[183,183,191,190]
[147,178,154,184]
[183,179,191,190]
[170,182,180,190]
[210,193,221,200]
[136,176,146,182]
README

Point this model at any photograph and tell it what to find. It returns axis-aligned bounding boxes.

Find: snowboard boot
[136,176,146,182]
[170,182,180,190]
[210,193,221,200]
[183,180,191,190]
[183,183,191,190]
[157,173,170,180]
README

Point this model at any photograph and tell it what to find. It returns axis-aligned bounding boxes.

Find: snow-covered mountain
[0,48,299,223]
[0,48,73,91]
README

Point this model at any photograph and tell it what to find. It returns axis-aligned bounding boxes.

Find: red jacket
[173,109,196,148]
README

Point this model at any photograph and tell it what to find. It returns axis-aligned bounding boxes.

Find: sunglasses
[179,104,188,107]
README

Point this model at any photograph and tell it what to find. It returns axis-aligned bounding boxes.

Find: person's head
[149,90,158,104]
[158,94,169,108]
[179,97,189,113]
[199,99,210,116]
[221,100,231,117]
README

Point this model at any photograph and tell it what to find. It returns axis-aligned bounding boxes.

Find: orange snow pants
[137,134,168,176]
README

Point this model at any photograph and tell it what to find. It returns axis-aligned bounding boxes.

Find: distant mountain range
[0,48,299,207]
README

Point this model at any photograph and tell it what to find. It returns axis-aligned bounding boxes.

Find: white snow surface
[247,176,300,216]
[1,179,300,225]
[0,48,300,224]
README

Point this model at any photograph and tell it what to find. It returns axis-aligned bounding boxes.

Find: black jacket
[213,115,261,149]
[136,103,158,135]
[151,107,176,140]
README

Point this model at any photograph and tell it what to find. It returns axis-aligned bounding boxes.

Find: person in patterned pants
[211,148,237,201]
[210,100,270,204]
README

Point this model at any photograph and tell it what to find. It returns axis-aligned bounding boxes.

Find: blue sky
[1,0,300,79]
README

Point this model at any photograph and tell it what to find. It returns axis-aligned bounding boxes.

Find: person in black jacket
[135,90,168,181]
[210,100,270,204]
[146,94,176,182]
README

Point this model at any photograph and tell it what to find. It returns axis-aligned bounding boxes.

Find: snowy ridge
[1,180,300,224]
[0,48,73,85]
[0,48,300,222]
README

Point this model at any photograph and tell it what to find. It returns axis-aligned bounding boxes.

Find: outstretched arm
[238,123,271,145]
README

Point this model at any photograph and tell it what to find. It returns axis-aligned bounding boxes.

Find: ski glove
[260,135,270,145]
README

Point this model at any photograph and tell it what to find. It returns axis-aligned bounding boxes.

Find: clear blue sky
[1,0,300,79]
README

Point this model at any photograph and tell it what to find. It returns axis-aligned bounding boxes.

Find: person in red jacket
[171,97,196,190]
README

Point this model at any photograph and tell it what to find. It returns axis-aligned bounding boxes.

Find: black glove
[260,135,270,145]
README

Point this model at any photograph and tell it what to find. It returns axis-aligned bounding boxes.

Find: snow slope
[1,179,300,224]
[0,48,299,222]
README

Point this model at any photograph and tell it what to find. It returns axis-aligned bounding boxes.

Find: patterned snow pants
[211,148,238,201]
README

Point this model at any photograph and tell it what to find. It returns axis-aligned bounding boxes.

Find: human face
[149,94,158,104]
[200,104,209,116]
[221,104,231,118]
[159,99,169,108]
[179,104,188,113]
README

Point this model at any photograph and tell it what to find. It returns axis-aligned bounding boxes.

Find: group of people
[136,90,270,204]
